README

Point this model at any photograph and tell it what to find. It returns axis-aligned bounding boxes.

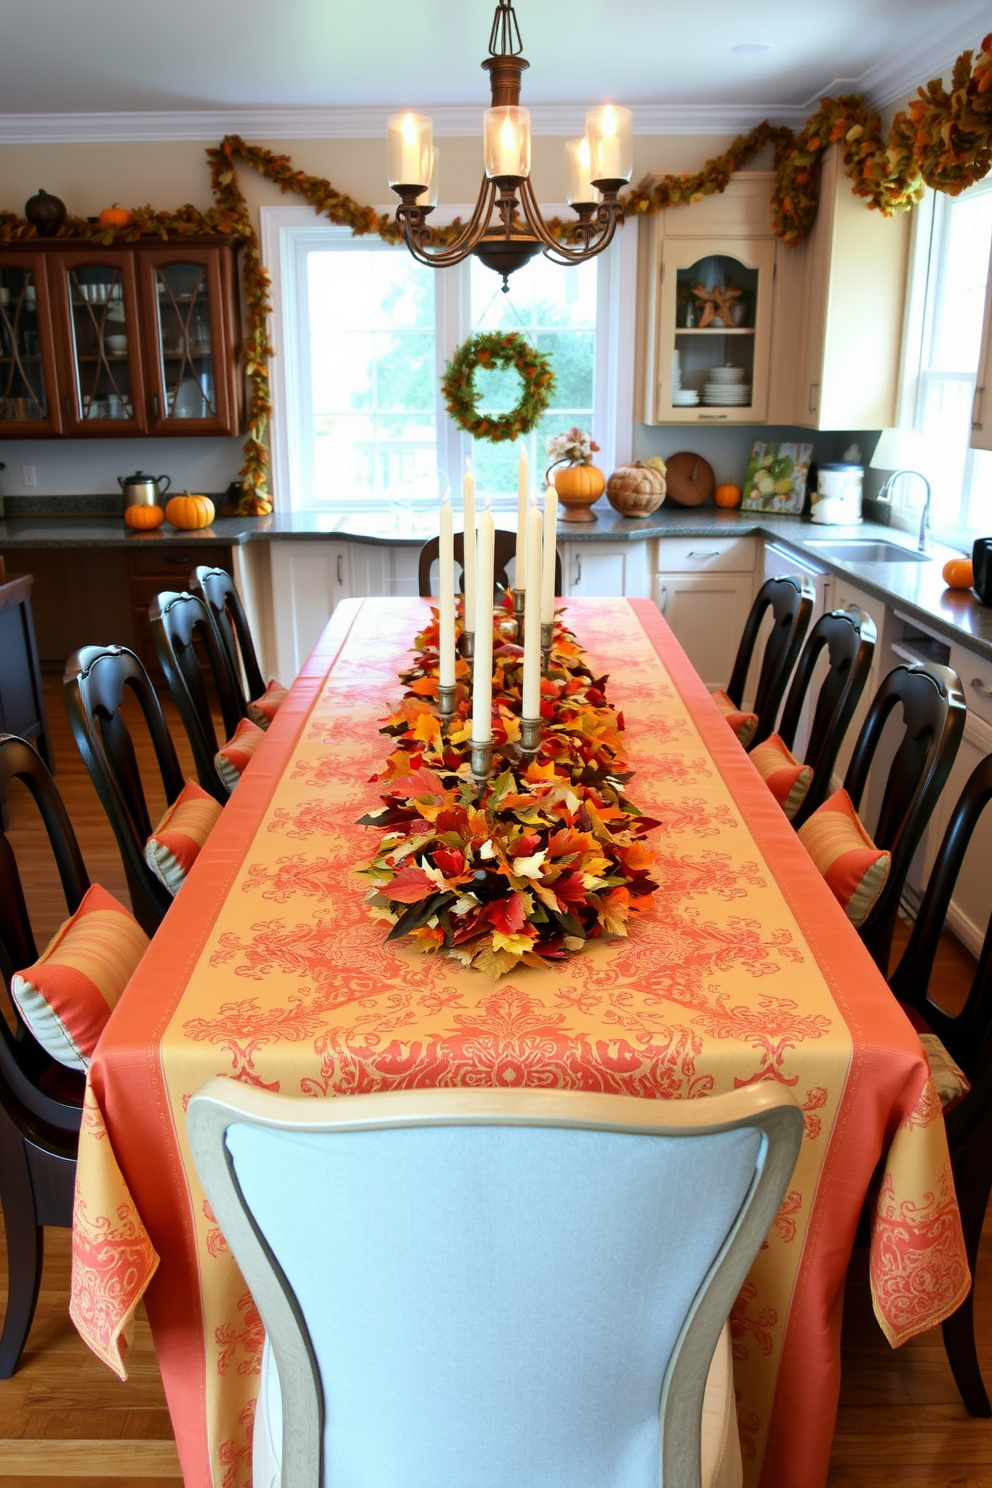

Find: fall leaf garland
[356,600,660,979]
[1,32,989,512]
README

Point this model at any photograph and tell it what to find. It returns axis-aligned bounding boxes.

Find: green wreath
[441,332,556,444]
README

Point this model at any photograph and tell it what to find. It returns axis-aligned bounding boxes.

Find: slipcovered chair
[189,1081,802,1488]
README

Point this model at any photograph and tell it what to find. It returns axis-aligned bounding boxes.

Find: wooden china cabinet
[0,238,244,438]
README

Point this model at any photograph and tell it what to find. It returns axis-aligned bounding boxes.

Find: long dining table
[71,594,969,1488]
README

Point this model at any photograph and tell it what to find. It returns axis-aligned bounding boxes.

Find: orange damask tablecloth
[70,596,969,1488]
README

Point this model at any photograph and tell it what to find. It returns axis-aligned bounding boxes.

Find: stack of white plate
[672,389,699,406]
[702,365,750,406]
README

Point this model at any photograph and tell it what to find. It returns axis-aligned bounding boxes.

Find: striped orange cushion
[214,717,265,792]
[750,732,813,821]
[711,689,758,749]
[247,680,289,730]
[797,787,891,928]
[10,884,149,1071]
[145,780,224,894]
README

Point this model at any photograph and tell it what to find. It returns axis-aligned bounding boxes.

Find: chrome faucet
[916,473,932,554]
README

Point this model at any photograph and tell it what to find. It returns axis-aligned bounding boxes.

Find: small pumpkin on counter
[606,462,666,518]
[165,492,215,530]
[714,483,743,509]
[99,203,133,229]
[942,557,974,590]
[123,503,164,531]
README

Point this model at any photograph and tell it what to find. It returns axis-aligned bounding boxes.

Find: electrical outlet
[22,466,37,487]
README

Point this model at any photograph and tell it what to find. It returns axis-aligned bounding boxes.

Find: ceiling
[0,0,987,130]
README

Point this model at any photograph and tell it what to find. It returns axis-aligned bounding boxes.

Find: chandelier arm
[516,177,624,264]
[398,178,497,266]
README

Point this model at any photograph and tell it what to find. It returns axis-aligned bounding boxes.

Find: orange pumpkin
[123,503,164,530]
[165,492,215,530]
[99,204,133,228]
[553,464,605,499]
[714,483,742,509]
[942,557,973,590]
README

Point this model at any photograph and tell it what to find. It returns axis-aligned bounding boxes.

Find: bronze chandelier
[387,0,632,284]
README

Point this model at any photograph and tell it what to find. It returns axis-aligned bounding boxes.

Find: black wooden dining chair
[844,662,966,973]
[190,565,268,713]
[418,530,562,598]
[149,591,243,803]
[0,735,87,1377]
[723,575,816,749]
[63,644,185,936]
[777,606,877,826]
[888,751,992,1416]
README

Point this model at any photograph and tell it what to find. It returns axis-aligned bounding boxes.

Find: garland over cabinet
[0,238,244,438]
[635,173,779,426]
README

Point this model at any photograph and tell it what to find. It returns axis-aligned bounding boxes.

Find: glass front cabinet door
[49,250,147,436]
[137,247,239,435]
[652,237,776,424]
[0,254,63,435]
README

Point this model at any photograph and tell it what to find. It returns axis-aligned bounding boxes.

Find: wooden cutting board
[664,451,715,506]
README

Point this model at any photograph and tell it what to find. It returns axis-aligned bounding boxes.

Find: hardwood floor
[1,675,991,1483]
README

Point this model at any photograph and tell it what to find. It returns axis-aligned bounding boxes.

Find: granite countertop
[2,501,989,659]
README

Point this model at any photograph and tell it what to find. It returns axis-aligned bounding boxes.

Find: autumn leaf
[487,891,527,935]
[472,944,521,980]
[383,864,436,903]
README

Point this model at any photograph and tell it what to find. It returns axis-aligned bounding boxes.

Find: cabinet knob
[574,555,582,586]
[970,677,992,699]
[659,583,668,614]
[151,393,160,420]
[336,553,344,585]
[808,382,819,415]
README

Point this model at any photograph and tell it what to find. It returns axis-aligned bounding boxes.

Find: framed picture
[741,441,813,514]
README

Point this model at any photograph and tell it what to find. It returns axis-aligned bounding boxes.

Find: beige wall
[0,133,772,230]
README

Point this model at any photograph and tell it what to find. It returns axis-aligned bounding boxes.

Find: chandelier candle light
[462,458,476,654]
[386,0,632,286]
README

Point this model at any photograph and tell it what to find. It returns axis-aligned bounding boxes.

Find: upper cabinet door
[48,250,148,436]
[654,237,776,424]
[0,253,63,436]
[137,247,239,436]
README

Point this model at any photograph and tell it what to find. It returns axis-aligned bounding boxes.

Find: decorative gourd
[124,504,165,530]
[165,492,215,529]
[714,483,743,509]
[24,189,67,236]
[606,463,666,518]
[552,463,606,523]
[99,204,133,229]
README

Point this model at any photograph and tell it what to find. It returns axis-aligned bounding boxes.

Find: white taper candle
[462,456,476,634]
[438,488,455,689]
[472,506,495,745]
[522,495,543,719]
[541,483,558,625]
[515,440,528,583]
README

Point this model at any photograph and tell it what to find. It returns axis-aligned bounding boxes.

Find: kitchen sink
[804,539,930,563]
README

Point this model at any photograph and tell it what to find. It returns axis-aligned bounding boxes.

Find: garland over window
[1,33,989,513]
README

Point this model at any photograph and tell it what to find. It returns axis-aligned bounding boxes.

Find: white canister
[812,462,863,525]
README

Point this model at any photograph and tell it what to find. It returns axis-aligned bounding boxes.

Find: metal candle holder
[541,620,553,669]
[461,630,475,659]
[471,740,493,790]
[437,683,457,720]
[519,717,542,758]
[513,588,525,625]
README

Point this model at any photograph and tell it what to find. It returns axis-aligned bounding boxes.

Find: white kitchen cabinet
[635,173,779,426]
[825,574,888,792]
[653,572,754,688]
[652,535,757,689]
[774,144,910,430]
[270,540,351,682]
[349,541,420,598]
[561,541,650,598]
[971,234,992,451]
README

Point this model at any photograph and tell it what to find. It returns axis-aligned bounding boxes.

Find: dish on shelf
[106,335,128,355]
[672,390,700,406]
[171,376,209,419]
[702,388,751,406]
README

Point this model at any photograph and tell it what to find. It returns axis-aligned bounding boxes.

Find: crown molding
[0,100,815,145]
[0,7,987,147]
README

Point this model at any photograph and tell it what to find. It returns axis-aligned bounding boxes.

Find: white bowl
[106,335,128,355]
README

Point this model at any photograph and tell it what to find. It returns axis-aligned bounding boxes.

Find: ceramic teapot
[118,470,171,509]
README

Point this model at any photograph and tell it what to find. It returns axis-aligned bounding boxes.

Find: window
[900,181,992,542]
[262,206,634,512]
